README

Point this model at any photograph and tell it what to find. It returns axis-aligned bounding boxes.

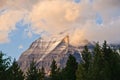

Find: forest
[0,41,120,80]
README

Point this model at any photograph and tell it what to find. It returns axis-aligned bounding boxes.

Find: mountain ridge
[18,35,82,73]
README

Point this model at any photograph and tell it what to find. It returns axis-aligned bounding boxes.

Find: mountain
[18,35,88,73]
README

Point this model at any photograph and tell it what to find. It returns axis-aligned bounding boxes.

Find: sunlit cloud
[0,0,120,45]
[0,9,25,43]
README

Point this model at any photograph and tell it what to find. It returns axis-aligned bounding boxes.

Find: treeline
[0,41,120,80]
[77,41,120,80]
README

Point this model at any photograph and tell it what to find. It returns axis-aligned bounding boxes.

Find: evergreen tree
[102,41,120,80]
[82,46,92,71]
[8,59,24,80]
[76,64,86,80]
[76,46,92,80]
[62,54,78,80]
[41,66,45,80]
[77,41,120,80]
[50,59,59,80]
[0,52,11,80]
[111,50,120,80]
[26,59,42,80]
[90,43,110,80]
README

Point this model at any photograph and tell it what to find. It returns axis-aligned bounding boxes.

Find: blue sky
[0,0,120,59]
[0,19,40,59]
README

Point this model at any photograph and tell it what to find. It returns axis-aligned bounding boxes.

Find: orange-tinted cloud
[0,0,120,45]
[0,10,24,43]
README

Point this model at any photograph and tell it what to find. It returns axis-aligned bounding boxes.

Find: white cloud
[93,0,120,24]
[0,10,25,43]
[27,0,83,34]
[18,45,23,49]
[0,32,9,43]
[0,0,120,45]
[0,0,39,43]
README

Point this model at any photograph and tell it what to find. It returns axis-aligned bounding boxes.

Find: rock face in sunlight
[18,35,87,73]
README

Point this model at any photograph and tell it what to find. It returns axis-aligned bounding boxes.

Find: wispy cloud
[18,45,23,50]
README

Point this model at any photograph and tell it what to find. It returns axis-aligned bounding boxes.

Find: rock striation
[18,35,82,73]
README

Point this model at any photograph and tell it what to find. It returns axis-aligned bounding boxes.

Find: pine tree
[111,50,120,80]
[26,59,42,80]
[0,52,11,80]
[41,66,45,80]
[62,54,78,80]
[8,59,24,80]
[76,64,86,80]
[102,41,120,80]
[91,43,108,80]
[77,41,120,80]
[50,59,59,80]
[76,46,92,80]
[82,46,92,70]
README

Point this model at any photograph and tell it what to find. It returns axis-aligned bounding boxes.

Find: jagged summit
[18,35,82,73]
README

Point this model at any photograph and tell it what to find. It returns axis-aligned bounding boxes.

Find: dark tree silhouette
[8,59,24,80]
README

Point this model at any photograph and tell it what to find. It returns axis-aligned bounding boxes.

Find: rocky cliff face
[18,35,82,73]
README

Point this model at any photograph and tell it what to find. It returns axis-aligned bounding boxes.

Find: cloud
[0,9,25,43]
[25,0,95,46]
[27,0,83,34]
[82,17,120,43]
[93,0,120,23]
[0,0,41,43]
[94,0,120,8]
[0,32,9,43]
[0,0,7,8]
[18,45,23,49]
[0,0,39,9]
[0,0,120,45]
[70,29,86,46]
